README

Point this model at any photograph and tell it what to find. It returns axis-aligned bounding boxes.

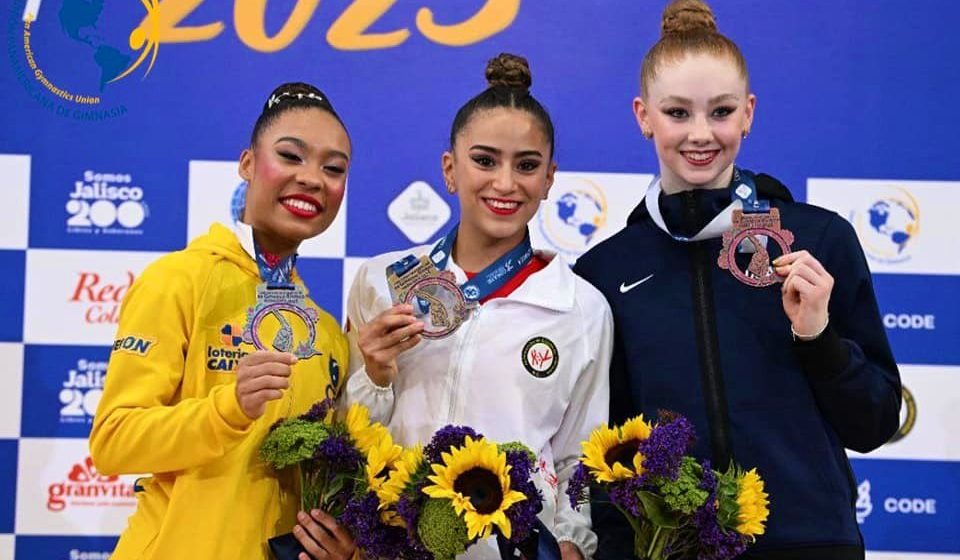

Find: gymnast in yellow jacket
[90,82,357,560]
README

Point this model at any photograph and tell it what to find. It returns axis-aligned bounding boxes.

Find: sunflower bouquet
[259,399,386,559]
[346,425,549,560]
[567,412,770,560]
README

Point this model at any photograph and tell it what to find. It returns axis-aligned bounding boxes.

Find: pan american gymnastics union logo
[537,178,609,259]
[852,188,920,265]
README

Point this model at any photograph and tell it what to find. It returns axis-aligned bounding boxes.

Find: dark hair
[640,0,749,98]
[449,53,555,158]
[249,82,347,146]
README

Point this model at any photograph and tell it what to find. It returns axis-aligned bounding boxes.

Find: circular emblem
[718,208,795,288]
[886,385,916,444]
[522,337,559,378]
[242,285,322,360]
[403,275,472,339]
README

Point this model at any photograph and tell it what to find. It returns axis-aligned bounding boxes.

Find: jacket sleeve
[89,259,254,476]
[549,293,613,557]
[341,259,396,425]
[794,213,902,453]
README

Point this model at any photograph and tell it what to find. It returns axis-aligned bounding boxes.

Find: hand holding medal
[356,304,424,387]
[773,250,834,339]
[235,351,297,420]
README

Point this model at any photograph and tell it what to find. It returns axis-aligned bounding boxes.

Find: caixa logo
[69,271,135,324]
[47,457,135,512]
[60,359,107,425]
[67,171,149,235]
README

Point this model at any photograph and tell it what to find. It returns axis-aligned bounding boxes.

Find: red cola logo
[69,271,135,324]
[47,457,135,512]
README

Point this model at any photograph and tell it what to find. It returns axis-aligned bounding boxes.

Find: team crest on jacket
[522,336,559,378]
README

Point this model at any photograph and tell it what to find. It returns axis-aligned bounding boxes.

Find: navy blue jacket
[574,173,901,559]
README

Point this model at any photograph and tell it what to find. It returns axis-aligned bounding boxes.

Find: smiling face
[239,108,351,255]
[634,53,755,193]
[442,107,556,257]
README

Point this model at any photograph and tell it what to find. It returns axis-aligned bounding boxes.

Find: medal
[718,208,794,287]
[241,240,322,359]
[386,225,534,339]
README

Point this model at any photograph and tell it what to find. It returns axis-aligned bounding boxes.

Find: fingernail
[311,509,321,517]
[772,257,782,266]
[298,512,307,521]
[293,525,302,534]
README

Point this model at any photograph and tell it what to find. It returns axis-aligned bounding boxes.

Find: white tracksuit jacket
[344,245,613,558]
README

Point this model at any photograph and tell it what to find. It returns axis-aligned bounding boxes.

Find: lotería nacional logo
[47,456,135,512]
[886,385,917,445]
[851,187,920,265]
[855,479,873,524]
[67,170,149,235]
[59,358,106,426]
[537,178,608,258]
[69,270,134,324]
[387,181,451,244]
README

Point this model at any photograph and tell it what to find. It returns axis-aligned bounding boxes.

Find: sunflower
[735,468,770,537]
[365,432,404,494]
[377,445,424,527]
[422,437,527,540]
[344,403,388,455]
[581,415,652,483]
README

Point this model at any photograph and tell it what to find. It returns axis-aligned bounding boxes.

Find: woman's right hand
[235,351,297,420]
[357,304,424,387]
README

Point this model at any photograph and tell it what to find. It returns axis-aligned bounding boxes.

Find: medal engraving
[718,208,795,288]
[242,284,322,359]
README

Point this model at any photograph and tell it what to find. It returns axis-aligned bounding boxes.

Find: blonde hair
[640,0,749,98]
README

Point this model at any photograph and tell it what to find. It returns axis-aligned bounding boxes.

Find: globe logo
[854,188,920,264]
[537,178,608,258]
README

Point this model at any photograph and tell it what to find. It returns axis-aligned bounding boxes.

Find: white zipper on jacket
[446,304,483,423]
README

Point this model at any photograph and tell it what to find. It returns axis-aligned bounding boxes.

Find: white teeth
[685,151,716,162]
[283,198,318,213]
[485,199,519,210]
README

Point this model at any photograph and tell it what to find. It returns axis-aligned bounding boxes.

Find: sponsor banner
[0,440,17,533]
[852,458,960,554]
[0,534,12,559]
[0,251,26,342]
[294,258,344,326]
[530,172,651,264]
[806,179,960,275]
[29,156,184,252]
[0,344,24,438]
[15,438,138,535]
[0,154,30,250]
[387,180,451,244]
[849,366,960,462]
[341,257,367,329]
[21,346,111,439]
[23,249,160,345]
[187,160,347,258]
[872,274,960,365]
[14,535,118,560]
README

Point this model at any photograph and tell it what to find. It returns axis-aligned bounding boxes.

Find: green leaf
[637,491,680,529]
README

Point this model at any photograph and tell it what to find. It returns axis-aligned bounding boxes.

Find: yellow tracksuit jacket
[90,222,347,559]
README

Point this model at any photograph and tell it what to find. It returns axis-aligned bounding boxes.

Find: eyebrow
[470,144,544,158]
[275,136,350,161]
[660,94,741,105]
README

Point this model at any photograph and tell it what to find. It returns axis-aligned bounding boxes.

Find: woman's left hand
[774,250,834,337]
[293,509,356,560]
[559,541,585,560]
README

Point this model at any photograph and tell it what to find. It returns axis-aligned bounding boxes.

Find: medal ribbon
[645,166,767,242]
[253,239,297,288]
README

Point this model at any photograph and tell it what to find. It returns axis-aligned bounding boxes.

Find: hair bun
[661,0,717,36]
[485,53,532,91]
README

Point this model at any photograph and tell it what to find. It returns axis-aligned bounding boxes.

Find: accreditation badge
[717,208,795,288]
[386,255,476,339]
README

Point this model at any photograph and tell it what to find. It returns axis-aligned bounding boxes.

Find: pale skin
[357,108,583,559]
[233,106,356,558]
[634,53,831,337]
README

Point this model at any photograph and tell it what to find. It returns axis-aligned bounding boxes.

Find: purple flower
[501,449,543,543]
[424,425,482,464]
[637,414,696,483]
[341,492,411,559]
[693,461,748,560]
[608,477,644,517]
[300,398,335,422]
[565,463,590,510]
[314,433,363,471]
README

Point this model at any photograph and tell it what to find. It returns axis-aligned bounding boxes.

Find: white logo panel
[807,179,960,275]
[848,365,960,462]
[387,181,451,244]
[23,249,161,345]
[15,438,140,535]
[0,344,24,438]
[187,160,346,258]
[0,154,31,249]
[531,172,652,264]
